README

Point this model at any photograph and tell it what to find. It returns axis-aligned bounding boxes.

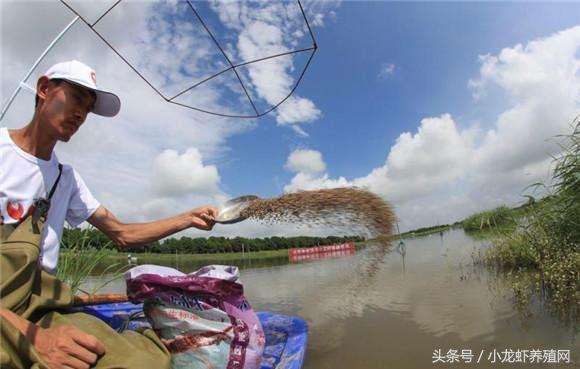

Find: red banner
[288,243,356,263]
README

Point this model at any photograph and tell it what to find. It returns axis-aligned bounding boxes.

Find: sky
[1,1,579,236]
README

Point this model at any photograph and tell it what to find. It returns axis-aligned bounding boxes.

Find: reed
[483,119,579,322]
[57,227,127,295]
[463,205,519,233]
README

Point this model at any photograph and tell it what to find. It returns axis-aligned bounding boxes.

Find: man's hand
[32,325,105,369]
[191,205,218,230]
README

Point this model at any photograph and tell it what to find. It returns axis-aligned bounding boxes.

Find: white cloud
[210,0,333,131]
[378,63,396,79]
[469,26,580,175]
[281,26,580,231]
[276,96,321,125]
[282,114,476,219]
[283,149,352,193]
[151,148,220,197]
[286,149,326,174]
[284,172,351,194]
[356,114,475,202]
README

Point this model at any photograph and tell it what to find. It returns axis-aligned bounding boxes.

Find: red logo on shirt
[90,71,97,84]
[6,201,24,220]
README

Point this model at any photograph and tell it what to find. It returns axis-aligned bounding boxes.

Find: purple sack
[125,265,265,369]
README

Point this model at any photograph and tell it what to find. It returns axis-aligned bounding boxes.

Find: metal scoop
[214,195,259,224]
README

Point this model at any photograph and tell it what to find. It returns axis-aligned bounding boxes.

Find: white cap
[44,60,121,117]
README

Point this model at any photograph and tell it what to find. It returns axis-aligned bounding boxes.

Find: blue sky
[1,1,579,235]
[223,1,580,197]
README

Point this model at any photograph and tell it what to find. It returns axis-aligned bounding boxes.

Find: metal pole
[0,16,80,123]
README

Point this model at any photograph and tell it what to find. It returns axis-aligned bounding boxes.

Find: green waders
[0,214,170,368]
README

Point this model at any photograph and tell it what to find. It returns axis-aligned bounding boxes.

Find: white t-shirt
[0,127,100,273]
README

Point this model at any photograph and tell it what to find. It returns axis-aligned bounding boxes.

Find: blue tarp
[75,303,308,369]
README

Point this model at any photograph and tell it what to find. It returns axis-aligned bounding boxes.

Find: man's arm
[87,205,217,248]
[0,306,105,369]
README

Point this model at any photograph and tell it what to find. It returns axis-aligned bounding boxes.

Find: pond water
[82,229,577,368]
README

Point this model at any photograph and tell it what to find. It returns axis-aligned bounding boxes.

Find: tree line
[61,227,364,254]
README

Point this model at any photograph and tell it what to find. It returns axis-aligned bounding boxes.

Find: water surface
[83,229,577,368]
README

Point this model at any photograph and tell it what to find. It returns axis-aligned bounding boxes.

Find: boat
[75,302,308,369]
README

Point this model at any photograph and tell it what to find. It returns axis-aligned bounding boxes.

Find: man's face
[37,78,97,142]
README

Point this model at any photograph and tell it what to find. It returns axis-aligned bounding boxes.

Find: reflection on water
[83,229,577,368]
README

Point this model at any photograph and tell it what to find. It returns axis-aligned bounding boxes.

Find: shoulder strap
[47,163,63,201]
[31,164,63,223]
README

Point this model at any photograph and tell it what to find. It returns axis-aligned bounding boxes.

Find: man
[0,60,219,368]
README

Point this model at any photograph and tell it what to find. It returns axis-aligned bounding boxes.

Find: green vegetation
[462,205,519,233]
[57,228,127,295]
[61,229,363,254]
[397,224,452,239]
[144,235,363,254]
[476,121,579,322]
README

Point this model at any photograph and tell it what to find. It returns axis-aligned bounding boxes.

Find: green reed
[483,119,579,323]
[57,227,126,295]
[463,205,520,233]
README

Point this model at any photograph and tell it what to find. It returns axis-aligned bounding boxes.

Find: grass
[462,205,520,233]
[57,227,127,295]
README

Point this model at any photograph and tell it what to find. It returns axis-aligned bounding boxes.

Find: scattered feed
[241,187,395,238]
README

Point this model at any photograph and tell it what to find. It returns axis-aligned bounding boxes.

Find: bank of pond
[61,230,365,254]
